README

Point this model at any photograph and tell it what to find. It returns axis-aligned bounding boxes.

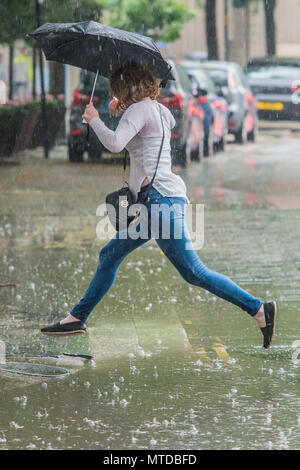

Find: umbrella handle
[82,69,99,123]
[90,69,99,103]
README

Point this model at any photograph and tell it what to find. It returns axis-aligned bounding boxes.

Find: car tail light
[159,93,184,109]
[72,89,99,105]
[188,102,204,118]
[196,96,208,104]
[290,81,300,93]
[212,100,227,112]
[71,129,84,135]
[245,92,255,102]
[171,132,180,138]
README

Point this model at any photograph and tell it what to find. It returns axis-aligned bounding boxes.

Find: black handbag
[106,103,165,232]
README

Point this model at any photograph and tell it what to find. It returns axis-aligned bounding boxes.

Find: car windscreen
[80,70,109,90]
[246,65,300,80]
[186,69,216,93]
[204,68,228,87]
[175,65,193,94]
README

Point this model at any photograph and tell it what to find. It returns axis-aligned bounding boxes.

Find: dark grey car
[245,58,300,121]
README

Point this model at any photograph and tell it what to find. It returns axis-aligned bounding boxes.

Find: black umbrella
[29,20,175,99]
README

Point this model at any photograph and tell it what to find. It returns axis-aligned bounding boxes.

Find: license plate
[258,101,284,111]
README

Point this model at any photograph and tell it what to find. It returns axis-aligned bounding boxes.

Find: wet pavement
[0,130,300,450]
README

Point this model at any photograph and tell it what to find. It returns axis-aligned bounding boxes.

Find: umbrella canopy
[29,21,175,83]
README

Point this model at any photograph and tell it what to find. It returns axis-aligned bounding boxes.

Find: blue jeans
[71,188,263,322]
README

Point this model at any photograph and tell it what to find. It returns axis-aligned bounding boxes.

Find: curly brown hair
[109,62,161,116]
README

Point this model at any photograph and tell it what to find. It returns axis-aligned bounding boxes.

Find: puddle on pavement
[1,136,300,449]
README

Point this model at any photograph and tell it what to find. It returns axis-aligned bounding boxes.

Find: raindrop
[20,396,27,408]
[137,347,145,358]
[10,421,24,429]
[190,425,198,435]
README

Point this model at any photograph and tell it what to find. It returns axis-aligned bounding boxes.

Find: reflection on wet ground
[0,132,300,449]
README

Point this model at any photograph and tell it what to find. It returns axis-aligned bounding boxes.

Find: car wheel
[68,143,84,162]
[204,127,214,157]
[88,147,103,161]
[235,118,247,144]
[218,136,226,152]
[191,136,204,162]
[247,117,258,142]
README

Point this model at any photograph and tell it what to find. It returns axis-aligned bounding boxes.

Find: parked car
[245,57,300,121]
[180,60,228,154]
[68,70,119,162]
[158,58,204,166]
[202,61,258,143]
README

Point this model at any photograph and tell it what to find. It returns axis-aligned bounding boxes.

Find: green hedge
[0,100,66,158]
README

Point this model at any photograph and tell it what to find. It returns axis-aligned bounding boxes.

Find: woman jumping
[41,62,276,348]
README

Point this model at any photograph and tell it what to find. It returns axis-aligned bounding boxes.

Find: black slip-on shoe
[41,320,86,336]
[260,301,277,349]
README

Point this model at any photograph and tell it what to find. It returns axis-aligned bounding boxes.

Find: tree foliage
[102,0,197,42]
[0,0,104,45]
[0,0,196,45]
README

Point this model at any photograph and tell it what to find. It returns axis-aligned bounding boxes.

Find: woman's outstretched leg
[41,229,150,334]
[156,217,263,316]
[70,233,150,323]
[156,215,276,348]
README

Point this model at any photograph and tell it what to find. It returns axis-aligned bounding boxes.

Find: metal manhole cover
[0,362,69,377]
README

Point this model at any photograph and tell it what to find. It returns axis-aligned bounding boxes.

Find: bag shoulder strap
[150,102,165,186]
[123,101,165,185]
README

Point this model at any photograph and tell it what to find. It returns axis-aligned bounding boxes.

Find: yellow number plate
[258,101,284,111]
